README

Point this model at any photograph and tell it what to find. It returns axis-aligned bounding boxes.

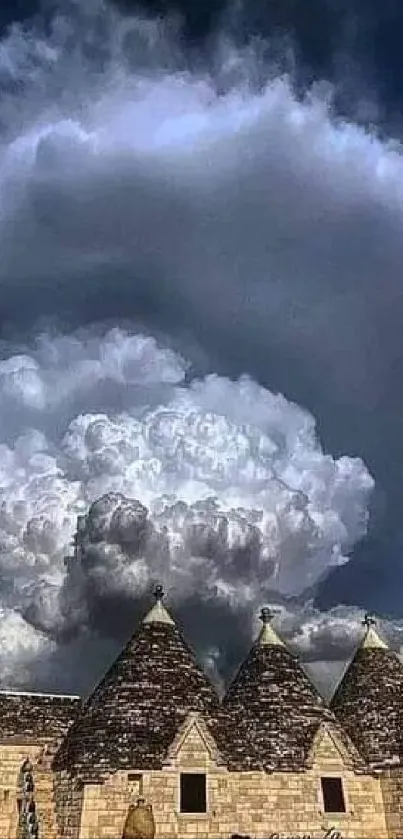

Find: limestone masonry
[3,588,403,839]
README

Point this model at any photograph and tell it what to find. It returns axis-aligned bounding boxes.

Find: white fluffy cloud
[0,0,403,690]
[0,1,402,531]
[0,325,374,684]
[284,605,403,698]
[0,609,55,687]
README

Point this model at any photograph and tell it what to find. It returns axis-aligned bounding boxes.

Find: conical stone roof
[53,586,220,778]
[331,614,403,769]
[221,608,335,771]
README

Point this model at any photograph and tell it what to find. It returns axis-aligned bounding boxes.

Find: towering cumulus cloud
[0,0,402,692]
[0,328,373,686]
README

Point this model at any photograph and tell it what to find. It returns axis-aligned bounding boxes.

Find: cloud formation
[0,0,402,491]
[0,326,373,686]
[0,0,403,691]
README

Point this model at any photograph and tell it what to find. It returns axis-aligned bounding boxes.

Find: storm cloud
[0,326,373,689]
[0,0,402,693]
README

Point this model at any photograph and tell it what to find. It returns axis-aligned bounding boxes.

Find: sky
[1,0,403,699]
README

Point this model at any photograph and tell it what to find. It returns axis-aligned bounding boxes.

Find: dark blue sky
[3,0,403,132]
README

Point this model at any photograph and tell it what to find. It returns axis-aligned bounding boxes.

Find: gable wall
[74,723,388,839]
[0,740,57,839]
[380,768,403,838]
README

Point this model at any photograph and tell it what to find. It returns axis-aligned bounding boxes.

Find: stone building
[0,588,402,838]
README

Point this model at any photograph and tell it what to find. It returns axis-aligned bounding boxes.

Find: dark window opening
[321,777,346,813]
[180,773,206,813]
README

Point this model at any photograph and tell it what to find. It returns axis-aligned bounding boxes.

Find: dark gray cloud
[3,0,403,133]
[0,0,402,692]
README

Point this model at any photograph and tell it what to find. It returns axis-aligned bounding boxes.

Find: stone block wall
[381,768,403,838]
[53,770,85,839]
[71,719,389,839]
[0,740,47,839]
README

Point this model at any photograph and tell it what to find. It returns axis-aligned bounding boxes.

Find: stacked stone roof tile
[220,608,343,771]
[331,616,403,770]
[53,588,222,778]
[4,593,399,779]
[0,691,80,741]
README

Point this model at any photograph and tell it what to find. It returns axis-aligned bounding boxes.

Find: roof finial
[154,584,164,603]
[260,607,274,625]
[362,613,376,629]
[143,584,175,626]
[361,612,388,650]
[257,606,285,646]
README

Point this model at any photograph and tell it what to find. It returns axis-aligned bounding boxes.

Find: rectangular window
[321,777,346,813]
[127,773,142,797]
[180,773,207,813]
